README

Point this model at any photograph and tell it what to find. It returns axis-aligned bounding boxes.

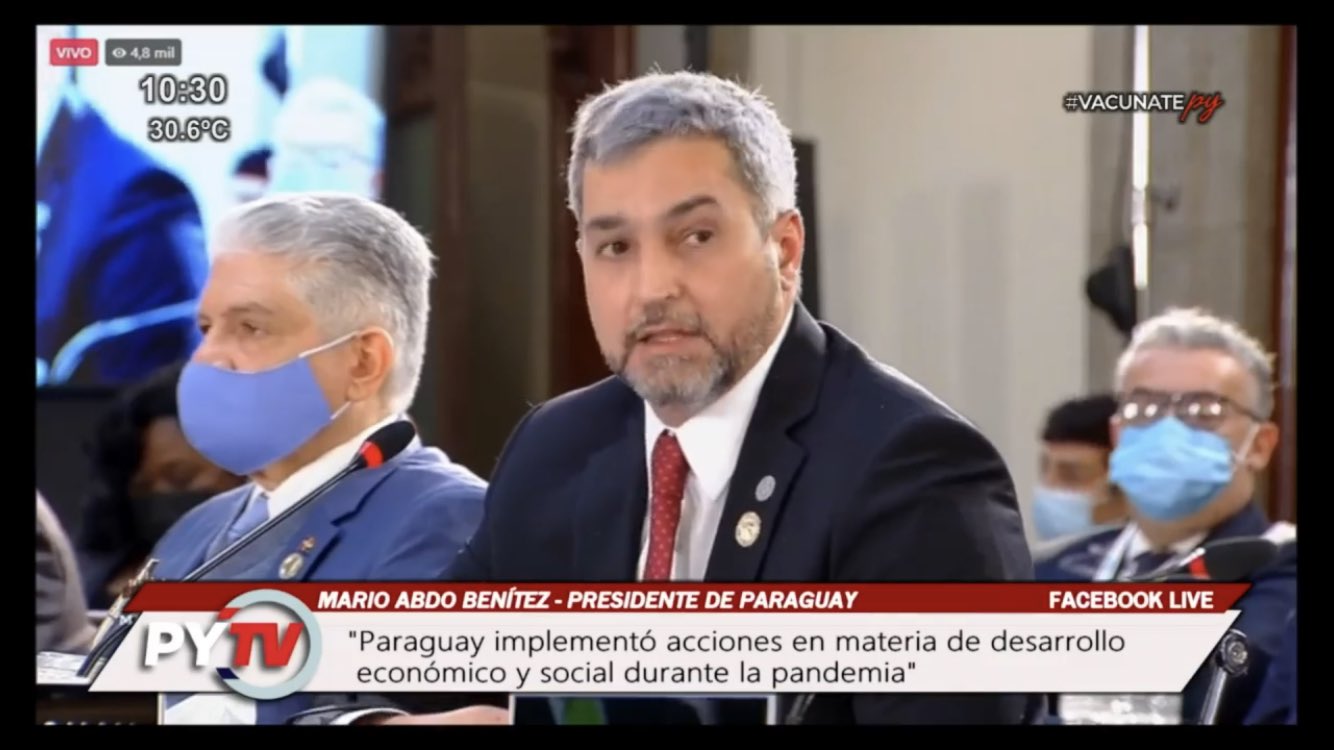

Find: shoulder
[819,322,997,450]
[159,486,246,542]
[500,377,639,467]
[379,445,487,508]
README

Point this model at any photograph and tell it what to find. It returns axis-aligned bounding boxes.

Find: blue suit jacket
[36,97,208,387]
[1037,504,1297,724]
[1245,608,1297,724]
[150,442,486,725]
[303,304,1043,725]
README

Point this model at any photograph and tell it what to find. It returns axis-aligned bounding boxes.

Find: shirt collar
[644,305,795,502]
[253,413,403,517]
[1124,523,1207,561]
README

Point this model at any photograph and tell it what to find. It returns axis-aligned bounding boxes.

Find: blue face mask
[1109,417,1254,522]
[176,332,358,476]
[1032,486,1098,540]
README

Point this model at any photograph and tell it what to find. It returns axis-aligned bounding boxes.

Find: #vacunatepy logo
[143,589,322,700]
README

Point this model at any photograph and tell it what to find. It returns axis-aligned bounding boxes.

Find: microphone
[783,538,1283,724]
[1130,537,1280,583]
[76,420,417,678]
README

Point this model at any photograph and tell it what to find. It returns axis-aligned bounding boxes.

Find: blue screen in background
[36,24,386,388]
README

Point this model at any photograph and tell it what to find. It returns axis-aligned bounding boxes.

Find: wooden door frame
[546,25,636,398]
[385,25,469,456]
[1267,25,1296,523]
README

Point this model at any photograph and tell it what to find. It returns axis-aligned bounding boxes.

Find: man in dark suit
[302,70,1038,726]
[36,61,209,387]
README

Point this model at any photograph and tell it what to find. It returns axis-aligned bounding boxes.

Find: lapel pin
[279,552,305,580]
[755,475,776,502]
[735,511,762,548]
[299,536,317,552]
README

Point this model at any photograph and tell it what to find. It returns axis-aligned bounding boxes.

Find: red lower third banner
[86,582,1248,698]
[123,582,1250,613]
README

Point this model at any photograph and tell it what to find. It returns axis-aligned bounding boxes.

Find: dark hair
[1041,394,1119,449]
[77,362,186,555]
[233,146,272,179]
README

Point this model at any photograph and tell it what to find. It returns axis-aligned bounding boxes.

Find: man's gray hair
[566,70,798,229]
[213,193,434,413]
[1115,307,1276,417]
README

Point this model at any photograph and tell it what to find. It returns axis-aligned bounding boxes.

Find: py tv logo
[144,589,322,700]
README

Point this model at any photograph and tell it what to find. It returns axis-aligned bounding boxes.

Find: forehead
[1121,347,1255,403]
[581,137,748,220]
[1042,441,1108,466]
[199,250,303,313]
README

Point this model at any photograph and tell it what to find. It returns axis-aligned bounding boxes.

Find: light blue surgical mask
[1109,416,1256,522]
[1032,486,1098,540]
[176,331,359,475]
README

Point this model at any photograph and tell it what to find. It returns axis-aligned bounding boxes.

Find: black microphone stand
[76,449,373,678]
[1197,629,1250,725]
[75,421,416,680]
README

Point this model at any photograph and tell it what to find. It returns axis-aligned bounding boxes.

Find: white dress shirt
[1120,525,1207,578]
[637,306,794,582]
[164,413,401,726]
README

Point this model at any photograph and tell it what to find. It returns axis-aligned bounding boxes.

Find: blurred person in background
[1031,394,1129,578]
[37,491,96,654]
[1049,307,1296,724]
[231,146,272,206]
[152,193,485,725]
[36,25,209,387]
[76,362,244,609]
[267,78,384,200]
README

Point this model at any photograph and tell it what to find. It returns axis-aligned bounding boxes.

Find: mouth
[636,328,699,345]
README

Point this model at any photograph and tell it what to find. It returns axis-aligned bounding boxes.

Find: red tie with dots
[644,430,689,581]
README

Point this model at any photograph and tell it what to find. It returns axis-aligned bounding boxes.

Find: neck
[250,402,390,491]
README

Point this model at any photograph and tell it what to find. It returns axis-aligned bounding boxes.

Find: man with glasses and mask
[1045,307,1295,725]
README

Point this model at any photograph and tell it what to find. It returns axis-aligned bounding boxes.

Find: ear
[1109,414,1123,447]
[772,210,805,293]
[346,328,395,403]
[1245,421,1281,471]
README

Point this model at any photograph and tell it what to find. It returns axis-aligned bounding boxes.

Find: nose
[191,332,235,370]
[634,240,684,303]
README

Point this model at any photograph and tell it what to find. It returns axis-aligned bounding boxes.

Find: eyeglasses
[1116,389,1262,431]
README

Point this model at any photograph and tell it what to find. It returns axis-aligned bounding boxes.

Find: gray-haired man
[307,69,1038,725]
[1043,307,1296,725]
[149,193,486,724]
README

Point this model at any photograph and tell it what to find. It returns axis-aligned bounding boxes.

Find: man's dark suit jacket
[37,97,208,387]
[298,303,1043,725]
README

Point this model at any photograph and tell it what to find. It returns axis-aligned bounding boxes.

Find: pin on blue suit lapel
[272,447,411,581]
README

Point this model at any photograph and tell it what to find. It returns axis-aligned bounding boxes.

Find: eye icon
[112,47,127,60]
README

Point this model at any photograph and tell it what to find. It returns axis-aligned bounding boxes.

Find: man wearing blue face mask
[147,193,487,725]
[1030,394,1128,574]
[1046,307,1296,725]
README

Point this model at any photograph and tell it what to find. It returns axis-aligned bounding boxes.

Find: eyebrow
[583,194,721,234]
[200,302,276,322]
